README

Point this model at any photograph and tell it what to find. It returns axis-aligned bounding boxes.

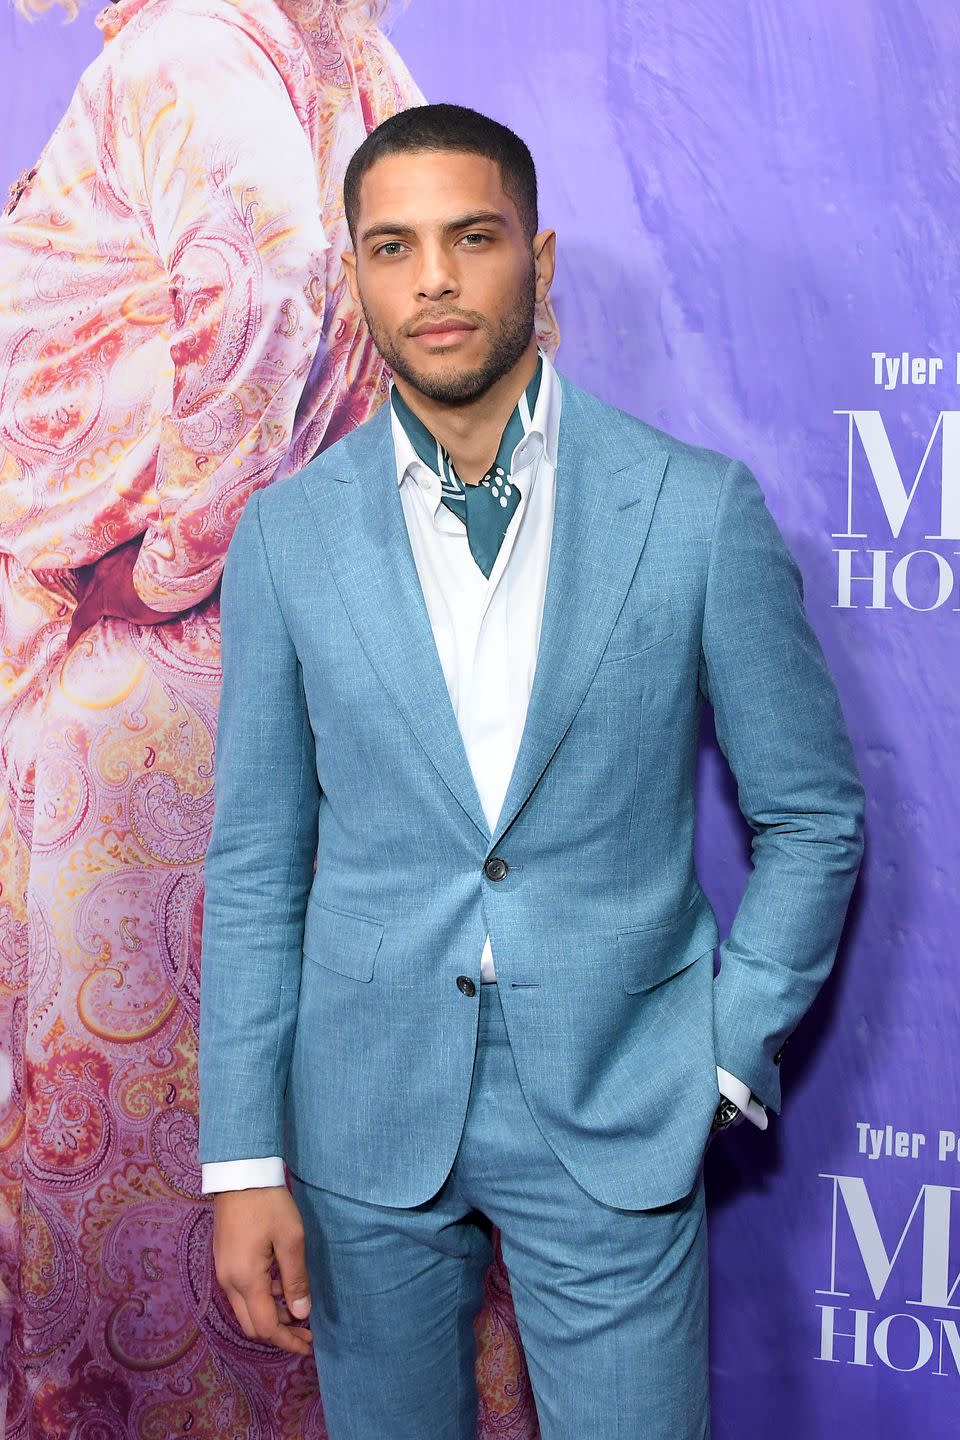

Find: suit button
[456,975,477,997]
[484,856,508,881]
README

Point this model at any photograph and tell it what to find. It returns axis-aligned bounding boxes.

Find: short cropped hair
[343,102,539,244]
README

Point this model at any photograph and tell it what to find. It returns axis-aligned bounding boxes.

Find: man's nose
[415,245,460,302]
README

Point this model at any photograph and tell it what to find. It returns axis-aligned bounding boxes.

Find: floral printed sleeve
[115,17,331,613]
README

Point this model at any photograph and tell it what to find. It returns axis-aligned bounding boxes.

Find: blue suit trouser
[289,979,711,1439]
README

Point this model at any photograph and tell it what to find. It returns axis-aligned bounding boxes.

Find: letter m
[818,1174,960,1310]
[833,410,960,540]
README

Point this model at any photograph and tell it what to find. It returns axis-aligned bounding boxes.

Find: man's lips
[408,318,477,337]
[407,318,479,350]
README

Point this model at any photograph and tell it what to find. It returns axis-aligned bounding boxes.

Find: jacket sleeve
[198,490,319,1165]
[699,458,865,1112]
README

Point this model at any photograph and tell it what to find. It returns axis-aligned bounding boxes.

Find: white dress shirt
[201,350,765,1196]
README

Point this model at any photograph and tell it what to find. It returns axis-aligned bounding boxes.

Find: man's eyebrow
[359,211,509,244]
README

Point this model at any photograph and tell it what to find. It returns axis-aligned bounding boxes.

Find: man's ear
[532,228,557,302]
[341,249,359,306]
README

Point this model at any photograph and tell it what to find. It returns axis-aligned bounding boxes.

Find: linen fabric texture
[198,368,866,1213]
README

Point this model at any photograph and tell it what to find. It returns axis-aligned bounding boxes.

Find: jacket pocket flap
[302,897,384,983]
[602,595,674,663]
[616,897,719,994]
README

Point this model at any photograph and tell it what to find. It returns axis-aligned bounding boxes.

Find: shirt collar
[389,347,561,512]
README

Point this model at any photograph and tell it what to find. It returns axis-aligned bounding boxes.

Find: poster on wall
[0,2,955,1437]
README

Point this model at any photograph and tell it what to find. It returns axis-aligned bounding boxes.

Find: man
[198,103,865,1438]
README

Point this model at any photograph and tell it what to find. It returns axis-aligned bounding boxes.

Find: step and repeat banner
[1,1,955,1437]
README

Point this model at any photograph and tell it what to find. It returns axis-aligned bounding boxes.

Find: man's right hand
[212,1186,314,1356]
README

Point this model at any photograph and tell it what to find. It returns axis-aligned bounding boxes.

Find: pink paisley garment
[0,0,560,1433]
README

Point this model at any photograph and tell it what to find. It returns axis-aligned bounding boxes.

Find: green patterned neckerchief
[391,355,543,579]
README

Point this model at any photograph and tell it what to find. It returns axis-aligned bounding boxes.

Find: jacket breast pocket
[302,896,385,983]
[616,896,719,994]
[600,595,674,665]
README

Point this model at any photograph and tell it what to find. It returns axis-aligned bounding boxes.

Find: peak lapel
[299,406,492,841]
[487,378,668,850]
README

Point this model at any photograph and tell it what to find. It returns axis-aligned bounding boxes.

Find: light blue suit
[198,370,864,1434]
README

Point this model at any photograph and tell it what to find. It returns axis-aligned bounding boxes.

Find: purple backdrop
[3,2,957,1435]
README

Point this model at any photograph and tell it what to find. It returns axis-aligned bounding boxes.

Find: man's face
[342,150,555,405]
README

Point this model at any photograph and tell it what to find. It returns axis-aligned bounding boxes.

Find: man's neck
[392,339,539,486]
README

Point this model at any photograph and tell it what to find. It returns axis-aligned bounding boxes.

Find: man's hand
[212,1186,314,1355]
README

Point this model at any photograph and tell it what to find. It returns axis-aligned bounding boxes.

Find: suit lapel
[299,376,669,853]
[486,378,668,849]
[300,405,493,839]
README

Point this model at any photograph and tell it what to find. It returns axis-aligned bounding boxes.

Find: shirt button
[456,975,477,996]
[484,856,508,881]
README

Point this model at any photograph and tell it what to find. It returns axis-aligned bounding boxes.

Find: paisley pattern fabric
[0,0,560,1432]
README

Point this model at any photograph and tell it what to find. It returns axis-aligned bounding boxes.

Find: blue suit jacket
[198,371,865,1210]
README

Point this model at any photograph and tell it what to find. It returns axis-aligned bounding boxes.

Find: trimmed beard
[359,256,537,406]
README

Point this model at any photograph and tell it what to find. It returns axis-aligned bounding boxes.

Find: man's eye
[461,233,489,246]
[376,241,406,257]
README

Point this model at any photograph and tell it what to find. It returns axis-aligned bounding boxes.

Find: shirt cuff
[201,1156,287,1193]
[716,1066,769,1131]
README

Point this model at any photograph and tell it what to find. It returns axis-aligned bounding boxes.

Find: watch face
[713,1098,741,1129]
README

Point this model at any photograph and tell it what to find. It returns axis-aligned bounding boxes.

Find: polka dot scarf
[390,356,543,578]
